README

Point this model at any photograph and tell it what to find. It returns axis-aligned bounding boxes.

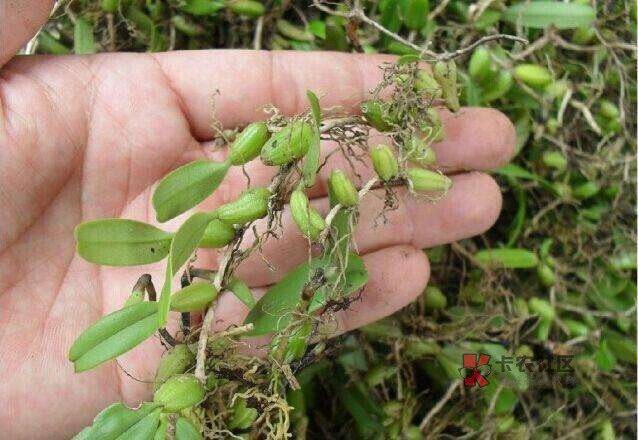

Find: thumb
[0,0,56,68]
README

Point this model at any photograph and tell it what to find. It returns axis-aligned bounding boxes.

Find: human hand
[0,5,515,439]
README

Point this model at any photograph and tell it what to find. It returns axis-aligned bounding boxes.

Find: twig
[195,306,215,382]
[418,380,461,431]
[210,323,254,340]
[312,0,434,57]
[438,34,529,61]
[253,16,264,50]
[569,99,602,135]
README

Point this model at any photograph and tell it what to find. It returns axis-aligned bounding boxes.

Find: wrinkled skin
[0,3,515,438]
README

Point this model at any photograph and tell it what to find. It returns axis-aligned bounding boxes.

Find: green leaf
[227,277,256,309]
[337,385,384,436]
[179,0,225,15]
[117,410,161,440]
[244,254,368,335]
[492,164,546,184]
[506,177,527,247]
[308,19,327,39]
[474,248,538,269]
[69,301,157,361]
[74,18,96,54]
[503,2,596,29]
[175,417,202,440]
[301,90,322,188]
[152,160,230,222]
[70,302,159,372]
[158,212,214,326]
[75,219,172,266]
[73,403,161,440]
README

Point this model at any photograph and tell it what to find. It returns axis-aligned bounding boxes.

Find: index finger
[152,50,395,139]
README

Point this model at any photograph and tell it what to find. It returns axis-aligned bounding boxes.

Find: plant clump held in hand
[68,55,461,439]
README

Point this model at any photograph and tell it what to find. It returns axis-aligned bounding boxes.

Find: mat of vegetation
[36,0,636,438]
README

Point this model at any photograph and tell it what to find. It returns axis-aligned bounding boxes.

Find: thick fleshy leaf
[301,91,322,187]
[152,160,230,222]
[75,219,172,266]
[71,302,160,372]
[69,301,158,362]
[174,417,203,440]
[244,253,368,335]
[158,212,214,326]
[73,402,161,440]
[474,248,538,269]
[73,17,96,54]
[503,2,596,29]
[227,277,256,309]
[117,410,161,440]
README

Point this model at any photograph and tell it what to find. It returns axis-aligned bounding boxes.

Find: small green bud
[171,282,219,312]
[539,238,554,260]
[513,64,552,88]
[468,46,493,84]
[228,397,258,430]
[199,219,236,248]
[528,297,555,321]
[228,0,265,17]
[482,70,513,102]
[433,60,460,112]
[414,71,442,98]
[536,263,556,287]
[290,189,325,240]
[597,419,616,440]
[328,170,359,207]
[171,15,202,37]
[546,117,560,134]
[370,145,399,181]
[571,26,596,45]
[541,150,567,171]
[260,121,315,166]
[406,168,452,192]
[228,121,270,165]
[404,425,424,440]
[276,19,314,42]
[424,285,447,309]
[154,344,195,391]
[598,99,620,120]
[361,100,397,132]
[563,318,589,337]
[216,187,271,225]
[536,318,552,341]
[552,182,572,199]
[406,136,437,166]
[495,416,516,434]
[572,181,599,200]
[154,374,205,413]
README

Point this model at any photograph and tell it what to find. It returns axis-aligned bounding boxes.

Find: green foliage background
[39,0,636,438]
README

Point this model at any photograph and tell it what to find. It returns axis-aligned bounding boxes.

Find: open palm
[0,5,515,439]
